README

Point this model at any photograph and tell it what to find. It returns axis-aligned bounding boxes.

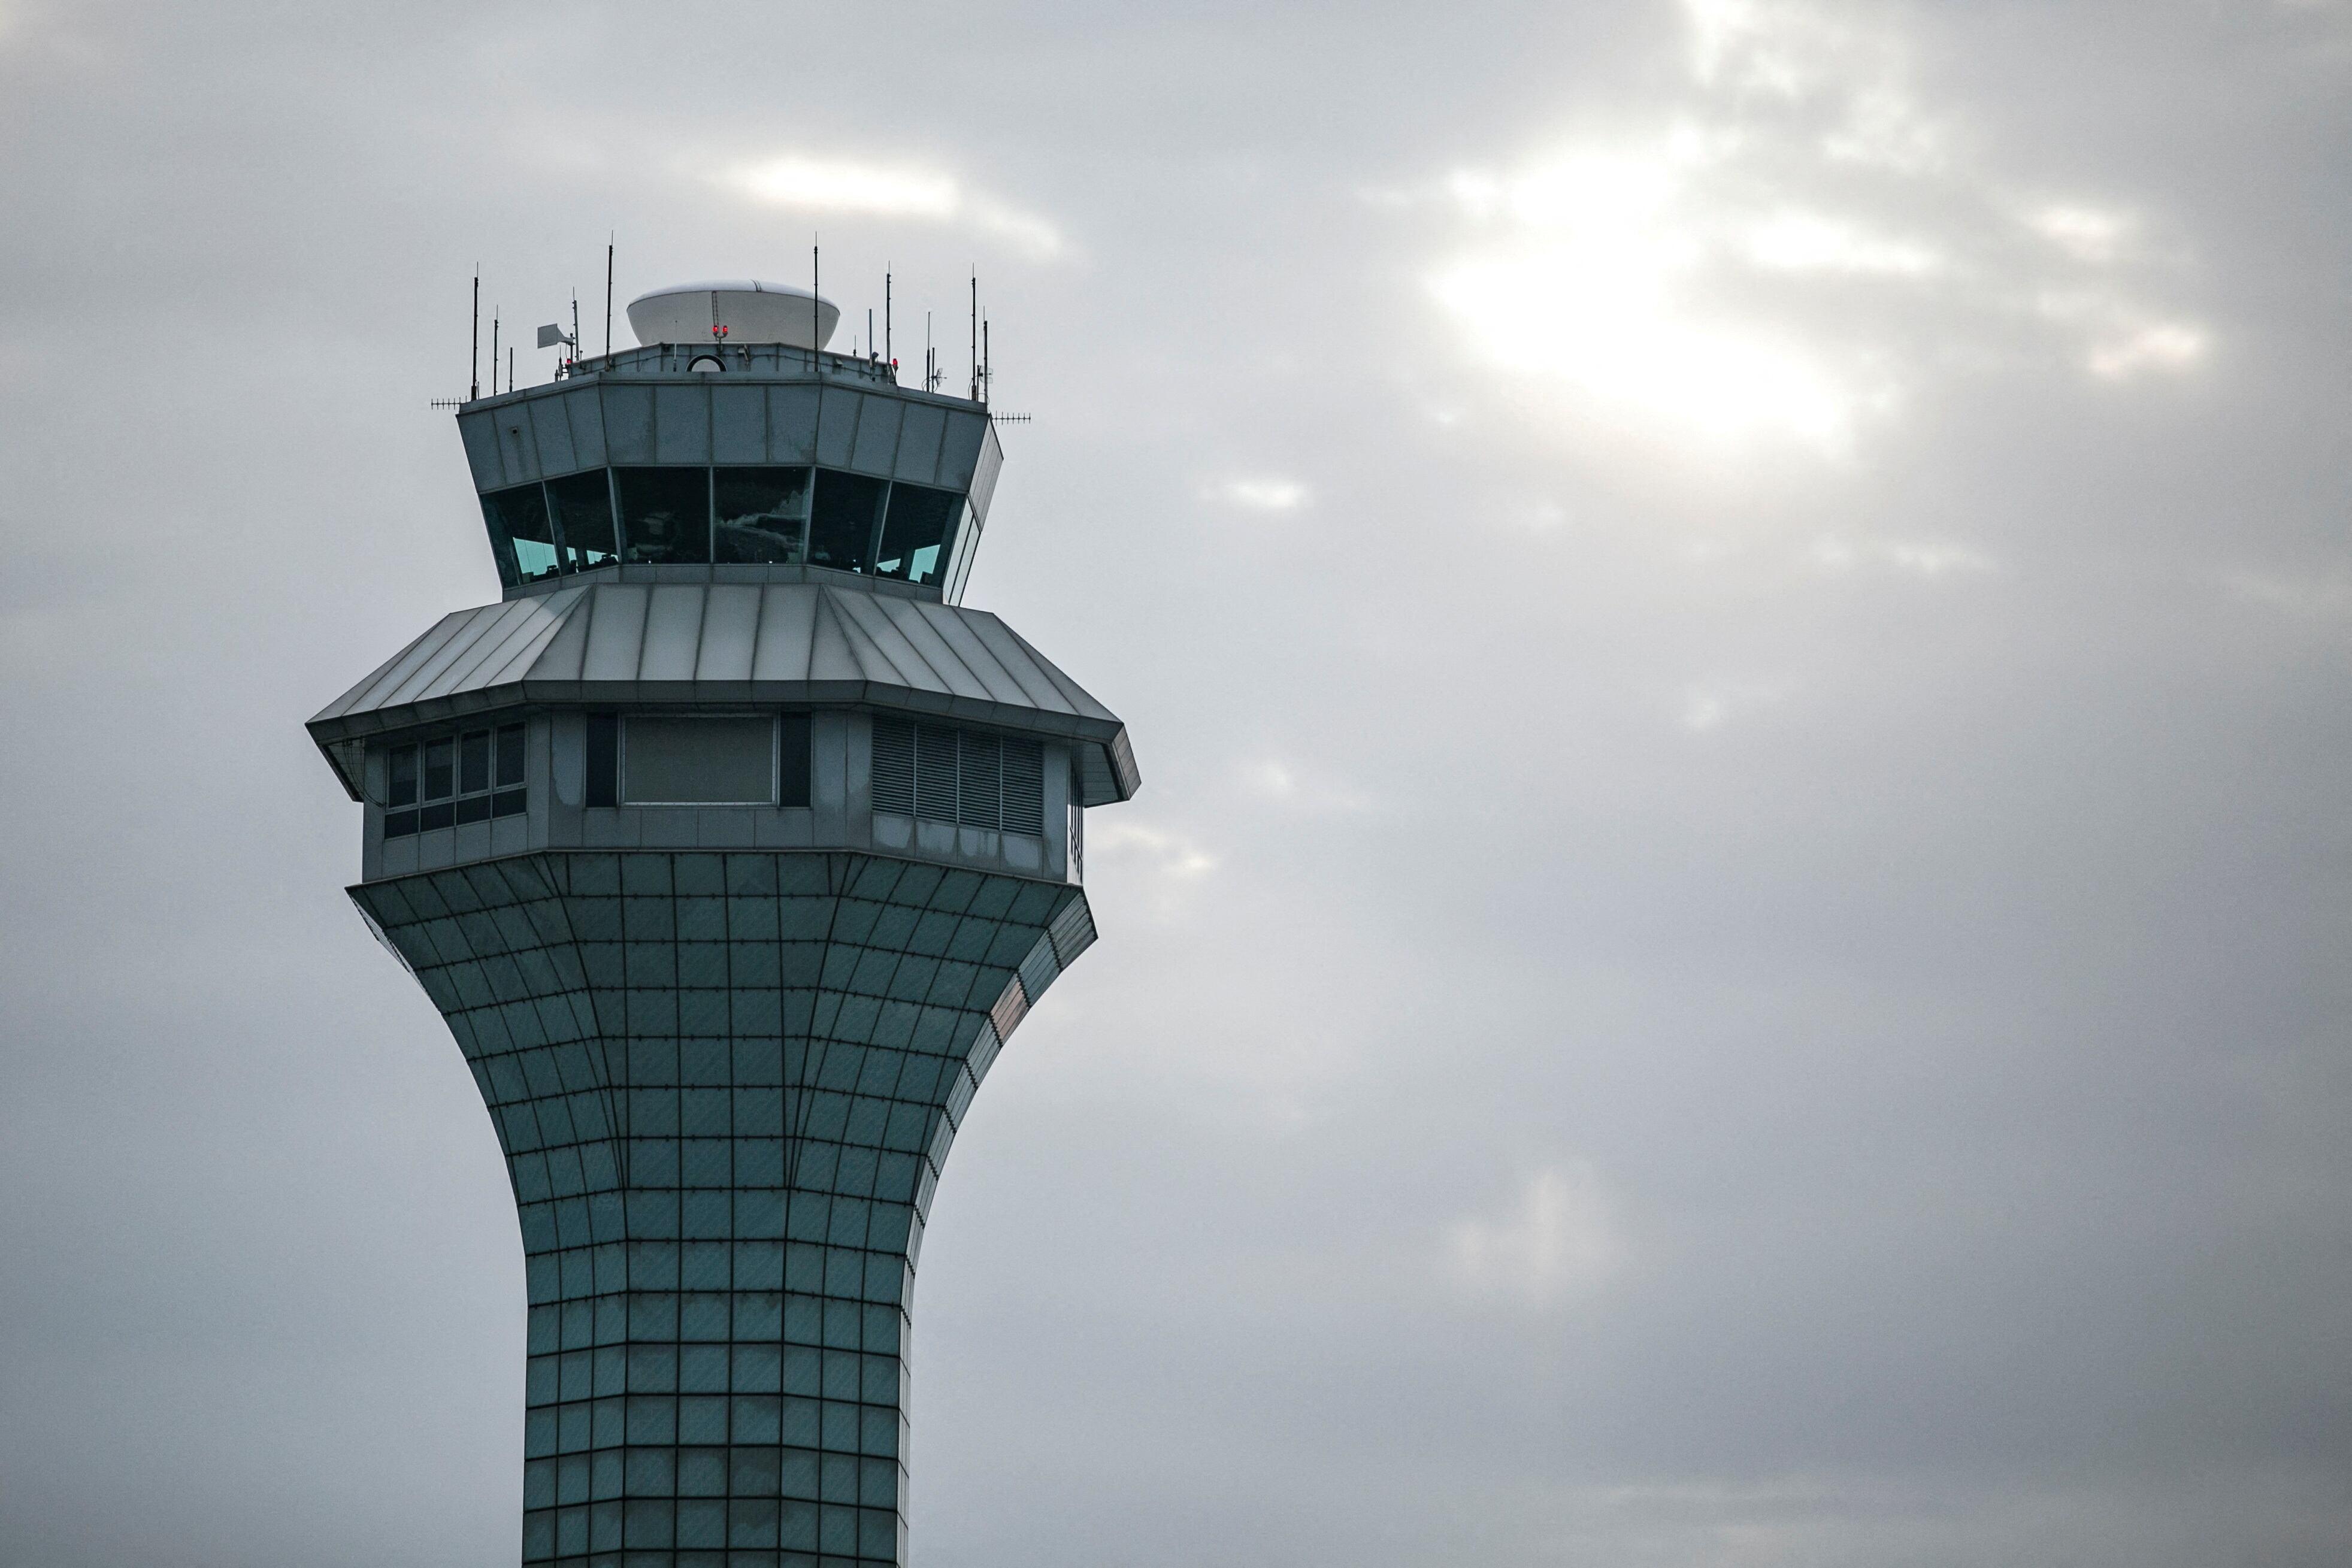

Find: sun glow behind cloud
[722,155,1064,259]
[1427,0,2209,457]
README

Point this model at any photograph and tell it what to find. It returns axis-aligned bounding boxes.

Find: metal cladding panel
[492,405,543,486]
[767,384,819,463]
[426,596,574,701]
[895,402,947,485]
[527,394,578,476]
[710,384,765,464]
[844,596,998,705]
[652,383,711,463]
[456,413,504,492]
[319,608,476,720]
[937,411,986,491]
[600,384,655,462]
[749,584,819,680]
[815,388,861,468]
[579,585,649,682]
[967,616,1118,722]
[891,599,1049,709]
[849,395,904,476]
[375,600,532,710]
[639,584,707,682]
[694,583,762,682]
[561,386,607,468]
[806,593,867,683]
[967,420,1005,522]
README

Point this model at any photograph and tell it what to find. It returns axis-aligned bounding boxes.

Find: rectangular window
[547,471,618,570]
[622,717,776,804]
[615,467,712,564]
[807,471,886,574]
[380,724,529,840]
[874,484,958,586]
[714,467,812,564]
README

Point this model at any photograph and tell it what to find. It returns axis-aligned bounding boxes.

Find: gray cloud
[1,1,2347,1564]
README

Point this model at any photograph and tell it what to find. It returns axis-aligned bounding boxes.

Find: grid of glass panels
[383,723,526,837]
[352,851,1094,1568]
[482,468,964,590]
[871,721,1045,833]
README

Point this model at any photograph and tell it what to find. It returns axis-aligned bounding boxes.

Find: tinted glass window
[482,484,560,585]
[423,737,455,800]
[714,467,811,564]
[807,471,885,573]
[875,484,958,585]
[496,724,526,788]
[622,717,775,804]
[547,471,617,570]
[615,467,712,564]
[386,747,417,807]
[459,731,491,794]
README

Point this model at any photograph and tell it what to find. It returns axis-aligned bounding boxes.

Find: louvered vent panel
[1001,739,1045,833]
[914,725,958,820]
[872,719,916,815]
[958,733,1002,830]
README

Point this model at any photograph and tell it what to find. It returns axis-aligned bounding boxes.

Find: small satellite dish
[626,280,839,350]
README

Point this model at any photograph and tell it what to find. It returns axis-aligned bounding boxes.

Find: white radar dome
[626,280,840,350]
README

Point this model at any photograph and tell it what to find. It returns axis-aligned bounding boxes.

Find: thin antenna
[471,268,480,401]
[885,271,892,380]
[925,310,934,392]
[508,346,515,393]
[490,311,499,397]
[969,273,977,401]
[812,237,820,371]
[604,235,615,358]
[867,308,874,364]
[570,290,580,376]
[982,315,990,407]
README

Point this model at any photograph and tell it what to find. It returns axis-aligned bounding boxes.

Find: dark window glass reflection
[615,467,712,564]
[874,485,958,585]
[387,747,417,807]
[424,737,455,800]
[807,471,885,573]
[547,471,617,570]
[497,724,526,788]
[483,484,561,584]
[714,467,812,564]
[460,730,491,794]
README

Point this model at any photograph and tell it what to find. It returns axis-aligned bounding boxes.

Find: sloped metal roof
[308,582,1139,806]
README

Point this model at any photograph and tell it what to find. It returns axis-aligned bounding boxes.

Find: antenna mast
[969,274,977,401]
[470,269,480,401]
[604,236,614,358]
[884,271,892,381]
[812,238,821,371]
[490,311,499,396]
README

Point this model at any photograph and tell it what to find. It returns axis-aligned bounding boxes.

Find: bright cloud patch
[1451,1166,1622,1306]
[1428,0,2208,455]
[1210,477,1310,511]
[724,156,1063,259]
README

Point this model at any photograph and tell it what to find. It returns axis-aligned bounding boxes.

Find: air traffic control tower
[308,280,1138,1567]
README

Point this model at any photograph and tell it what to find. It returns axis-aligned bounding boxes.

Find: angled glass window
[714,467,811,564]
[616,468,712,565]
[807,471,885,574]
[547,471,618,571]
[874,483,958,586]
[484,483,562,585]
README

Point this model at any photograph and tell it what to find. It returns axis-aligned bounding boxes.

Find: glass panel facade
[549,471,619,571]
[352,852,1097,1568]
[617,468,713,565]
[476,465,976,591]
[715,468,812,565]
[873,485,957,586]
[485,483,564,586]
[807,472,885,574]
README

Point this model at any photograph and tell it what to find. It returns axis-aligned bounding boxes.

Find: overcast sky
[2,2,2348,1564]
